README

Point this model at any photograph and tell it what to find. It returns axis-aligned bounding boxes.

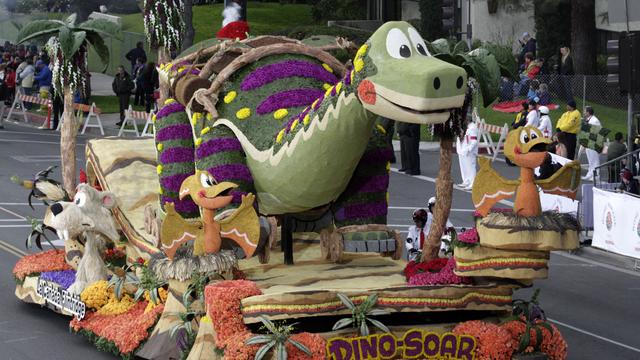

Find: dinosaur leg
[155,104,200,219]
[328,126,398,261]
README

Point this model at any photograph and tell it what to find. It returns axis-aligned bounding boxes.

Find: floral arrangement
[502,320,567,360]
[13,249,71,282]
[403,258,448,281]
[256,88,325,115]
[407,257,472,286]
[287,333,326,360]
[39,269,75,290]
[97,294,136,316]
[81,280,115,310]
[453,320,515,360]
[217,21,250,40]
[45,36,87,97]
[457,228,479,244]
[103,246,126,267]
[71,301,164,358]
[143,0,184,52]
[144,288,168,313]
[240,60,337,92]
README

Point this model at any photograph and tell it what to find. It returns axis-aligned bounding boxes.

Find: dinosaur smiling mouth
[378,93,454,115]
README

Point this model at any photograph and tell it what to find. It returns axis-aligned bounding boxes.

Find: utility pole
[466,0,472,48]
[625,0,634,161]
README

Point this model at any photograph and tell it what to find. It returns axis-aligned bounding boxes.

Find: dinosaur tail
[154,101,200,219]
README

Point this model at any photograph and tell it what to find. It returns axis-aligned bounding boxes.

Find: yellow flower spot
[354,58,365,72]
[303,113,311,126]
[276,129,285,144]
[156,165,163,174]
[325,85,334,97]
[156,143,163,151]
[322,63,333,73]
[335,82,343,94]
[159,187,163,195]
[200,315,211,324]
[273,108,288,120]
[206,113,213,121]
[164,98,176,105]
[350,71,355,83]
[151,114,157,122]
[290,119,299,132]
[323,83,332,91]
[356,44,368,58]
[201,127,211,135]
[376,124,386,135]
[236,107,251,120]
[386,191,389,203]
[386,162,391,171]
[311,99,319,109]
[177,66,186,73]
[191,112,202,126]
[224,91,237,104]
[195,138,202,146]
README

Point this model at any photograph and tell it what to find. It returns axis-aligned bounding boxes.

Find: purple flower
[208,164,254,183]
[343,70,353,86]
[156,124,194,142]
[458,228,479,244]
[160,147,195,164]
[40,270,76,290]
[195,138,243,160]
[334,201,387,221]
[156,102,186,118]
[161,196,200,213]
[160,173,192,192]
[256,88,324,115]
[240,60,338,91]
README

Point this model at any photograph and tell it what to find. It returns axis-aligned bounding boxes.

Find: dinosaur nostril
[456,76,464,89]
[51,203,63,216]
[433,77,441,90]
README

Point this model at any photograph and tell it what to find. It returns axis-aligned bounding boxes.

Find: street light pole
[466,0,472,48]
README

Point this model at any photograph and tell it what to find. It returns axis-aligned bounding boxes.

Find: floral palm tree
[16,14,119,196]
[421,39,517,261]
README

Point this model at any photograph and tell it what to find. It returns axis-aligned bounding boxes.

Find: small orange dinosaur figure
[161,170,260,259]
[472,126,580,217]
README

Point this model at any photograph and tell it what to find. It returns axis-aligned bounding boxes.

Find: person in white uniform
[525,99,540,128]
[427,197,454,254]
[537,105,553,138]
[405,209,429,261]
[581,106,601,181]
[222,0,242,27]
[456,117,479,190]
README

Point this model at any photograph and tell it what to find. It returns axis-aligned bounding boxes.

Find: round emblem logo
[605,211,613,231]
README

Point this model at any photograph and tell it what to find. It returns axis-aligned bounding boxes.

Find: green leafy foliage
[25,217,57,251]
[534,0,571,69]
[418,0,444,41]
[310,0,366,22]
[169,294,206,359]
[503,289,553,353]
[246,316,311,360]
[332,293,390,336]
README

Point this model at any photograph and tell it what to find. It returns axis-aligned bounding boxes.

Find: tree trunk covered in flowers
[61,87,77,197]
[158,47,171,104]
[421,138,453,262]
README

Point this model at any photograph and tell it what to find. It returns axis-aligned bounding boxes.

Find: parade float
[11,13,581,359]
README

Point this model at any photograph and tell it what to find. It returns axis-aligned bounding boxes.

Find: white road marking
[3,336,40,343]
[0,203,46,206]
[390,168,514,206]
[0,206,26,221]
[0,224,32,228]
[11,155,62,163]
[0,138,86,146]
[553,252,640,278]
[0,240,27,256]
[548,318,640,353]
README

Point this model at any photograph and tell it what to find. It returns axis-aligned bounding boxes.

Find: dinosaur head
[179,170,238,210]
[355,21,467,124]
[504,126,552,168]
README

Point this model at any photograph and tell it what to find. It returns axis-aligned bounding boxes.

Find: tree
[16,14,119,196]
[421,39,516,261]
[534,0,571,71]
[418,0,444,41]
[183,0,195,50]
[570,0,596,74]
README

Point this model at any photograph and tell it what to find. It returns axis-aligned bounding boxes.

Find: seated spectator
[536,83,551,105]
[553,132,568,158]
[512,102,528,129]
[618,168,639,195]
[499,76,513,102]
[607,132,627,182]
[525,99,539,128]
[527,79,540,101]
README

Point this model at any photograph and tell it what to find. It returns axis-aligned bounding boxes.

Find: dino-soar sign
[36,278,86,319]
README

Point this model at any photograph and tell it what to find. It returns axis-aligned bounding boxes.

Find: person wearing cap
[556,100,581,159]
[406,208,429,261]
[618,168,639,195]
[580,106,601,181]
[518,32,536,67]
[537,105,552,138]
[33,59,52,112]
[456,115,478,190]
[525,99,539,128]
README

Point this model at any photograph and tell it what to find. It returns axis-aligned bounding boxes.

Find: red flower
[403,258,449,281]
[136,257,145,265]
[287,333,326,360]
[13,250,71,281]
[217,21,250,40]
[453,320,515,360]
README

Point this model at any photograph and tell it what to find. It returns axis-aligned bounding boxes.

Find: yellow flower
[191,112,202,126]
[376,124,386,135]
[236,108,251,120]
[386,162,391,171]
[159,187,163,195]
[156,165,163,175]
[323,83,332,91]
[164,98,176,105]
[81,280,113,310]
[151,114,157,122]
[290,119,299,132]
[303,114,311,126]
[195,138,202,146]
[273,108,288,120]
[224,91,237,104]
[177,66,185,73]
[356,44,368,58]
[276,129,285,144]
[325,86,334,97]
[311,99,319,109]
[200,315,211,324]
[206,113,213,121]
[335,82,343,94]
[97,294,135,315]
[354,58,365,72]
[156,143,163,151]
[350,71,355,83]
[201,127,211,135]
[322,63,333,73]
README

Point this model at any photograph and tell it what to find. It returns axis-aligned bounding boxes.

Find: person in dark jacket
[140,62,159,113]
[607,132,627,182]
[379,117,396,163]
[518,32,536,67]
[618,168,639,195]
[558,45,574,103]
[512,102,528,129]
[133,57,145,106]
[125,42,147,74]
[112,65,134,126]
[397,122,421,175]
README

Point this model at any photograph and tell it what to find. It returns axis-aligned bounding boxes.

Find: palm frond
[367,318,390,334]
[77,18,121,38]
[332,318,353,331]
[367,309,389,316]
[16,20,63,44]
[258,316,278,334]
[276,342,287,360]
[246,335,274,345]
[360,321,369,336]
[287,339,312,355]
[336,293,356,310]
[254,340,276,360]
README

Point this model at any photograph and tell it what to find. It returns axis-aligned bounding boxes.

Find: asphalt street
[0,122,638,359]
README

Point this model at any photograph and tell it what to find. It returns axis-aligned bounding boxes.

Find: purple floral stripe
[40,270,75,290]
[156,124,194,142]
[256,88,324,115]
[161,196,199,213]
[160,147,195,164]
[334,201,388,221]
[240,60,338,91]
[160,173,192,192]
[361,148,394,164]
[156,102,186,118]
[343,70,353,86]
[347,175,389,193]
[230,190,246,204]
[208,164,253,183]
[195,138,243,159]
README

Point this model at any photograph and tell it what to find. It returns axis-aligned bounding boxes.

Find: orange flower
[502,320,567,360]
[453,320,515,360]
[222,330,260,360]
[287,333,327,360]
[13,250,71,281]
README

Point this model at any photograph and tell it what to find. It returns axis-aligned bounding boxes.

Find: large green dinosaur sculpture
[154,21,467,261]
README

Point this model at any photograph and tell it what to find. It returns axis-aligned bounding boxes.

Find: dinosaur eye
[386,28,412,59]
[519,130,529,144]
[529,130,538,140]
[74,192,87,207]
[408,27,430,56]
[200,173,216,188]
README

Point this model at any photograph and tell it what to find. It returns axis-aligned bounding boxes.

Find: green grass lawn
[120,2,316,44]
[91,95,147,114]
